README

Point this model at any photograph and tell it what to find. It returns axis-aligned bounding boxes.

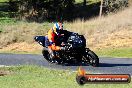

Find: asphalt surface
[0,53,132,75]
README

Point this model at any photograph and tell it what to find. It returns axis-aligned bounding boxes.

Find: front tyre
[88,50,99,67]
[83,48,99,67]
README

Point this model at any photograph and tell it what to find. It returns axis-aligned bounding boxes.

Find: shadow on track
[62,63,132,67]
[62,63,90,66]
[99,63,132,67]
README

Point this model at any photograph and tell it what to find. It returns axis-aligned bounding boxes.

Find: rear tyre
[42,49,63,64]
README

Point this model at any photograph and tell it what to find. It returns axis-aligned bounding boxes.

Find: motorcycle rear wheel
[42,49,63,64]
[42,48,53,63]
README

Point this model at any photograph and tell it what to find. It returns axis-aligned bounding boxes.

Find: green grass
[75,0,100,5]
[0,0,9,2]
[0,65,131,88]
[95,48,132,58]
[0,47,132,58]
[0,17,17,25]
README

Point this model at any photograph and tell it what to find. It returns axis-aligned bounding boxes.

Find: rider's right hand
[60,46,71,51]
[60,47,66,51]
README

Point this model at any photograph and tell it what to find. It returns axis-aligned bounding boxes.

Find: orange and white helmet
[53,22,63,35]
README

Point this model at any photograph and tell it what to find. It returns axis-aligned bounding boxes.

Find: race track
[0,53,132,75]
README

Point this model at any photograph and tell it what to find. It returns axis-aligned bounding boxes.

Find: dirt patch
[0,70,12,76]
[87,28,132,50]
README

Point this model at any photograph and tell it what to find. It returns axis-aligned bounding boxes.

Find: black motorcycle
[34,30,99,67]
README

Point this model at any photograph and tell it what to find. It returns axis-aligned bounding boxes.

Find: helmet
[53,22,63,35]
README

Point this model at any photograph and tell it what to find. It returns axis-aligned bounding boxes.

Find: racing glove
[60,46,71,51]
[60,47,66,51]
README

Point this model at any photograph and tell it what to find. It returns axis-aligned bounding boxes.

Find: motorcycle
[34,30,99,67]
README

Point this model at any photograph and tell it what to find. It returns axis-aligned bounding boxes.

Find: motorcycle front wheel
[82,48,99,67]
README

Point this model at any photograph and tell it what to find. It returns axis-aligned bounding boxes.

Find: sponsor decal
[76,67,131,85]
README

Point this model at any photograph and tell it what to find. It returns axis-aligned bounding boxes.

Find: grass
[1,48,132,58]
[0,0,9,2]
[0,65,132,88]
[0,17,17,24]
[0,19,51,47]
[95,48,132,58]
[75,0,100,5]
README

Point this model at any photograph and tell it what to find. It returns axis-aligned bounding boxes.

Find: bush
[103,0,128,13]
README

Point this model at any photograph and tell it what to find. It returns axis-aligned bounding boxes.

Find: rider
[47,22,65,59]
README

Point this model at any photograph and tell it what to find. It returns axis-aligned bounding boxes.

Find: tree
[83,0,86,6]
[9,0,75,22]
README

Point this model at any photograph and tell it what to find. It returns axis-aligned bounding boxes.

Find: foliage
[8,0,75,22]
[0,0,9,2]
[0,0,130,21]
[103,0,128,13]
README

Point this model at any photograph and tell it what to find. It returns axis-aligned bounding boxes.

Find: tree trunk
[83,0,86,6]
[99,0,103,17]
